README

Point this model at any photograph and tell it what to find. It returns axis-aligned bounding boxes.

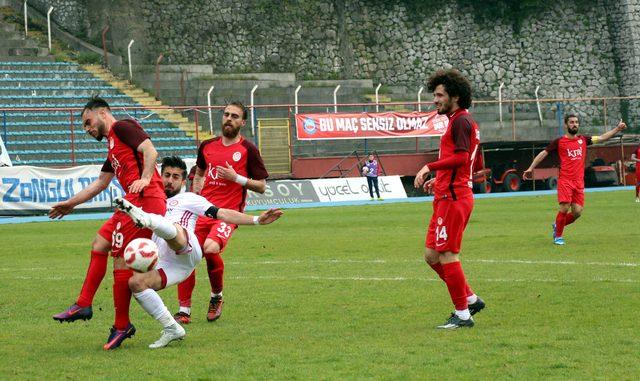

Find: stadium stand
[0,18,201,167]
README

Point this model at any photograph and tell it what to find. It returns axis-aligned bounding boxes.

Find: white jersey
[164,192,214,233]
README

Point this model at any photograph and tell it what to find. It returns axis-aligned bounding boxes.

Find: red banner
[295,111,448,140]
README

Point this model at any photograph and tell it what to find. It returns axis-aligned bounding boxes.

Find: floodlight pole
[535,85,543,126]
[498,82,505,127]
[333,85,341,113]
[250,84,258,137]
[207,85,214,136]
[417,86,424,112]
[294,85,302,114]
[23,1,28,37]
[127,39,135,81]
[46,7,53,52]
[375,83,382,112]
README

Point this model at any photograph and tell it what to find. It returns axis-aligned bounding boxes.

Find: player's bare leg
[53,235,110,323]
[203,239,224,322]
[129,271,185,349]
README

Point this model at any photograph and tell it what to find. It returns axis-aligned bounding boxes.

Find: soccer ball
[362,166,369,175]
[124,238,159,272]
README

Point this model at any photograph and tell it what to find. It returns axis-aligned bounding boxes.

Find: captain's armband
[204,206,219,219]
[592,136,600,144]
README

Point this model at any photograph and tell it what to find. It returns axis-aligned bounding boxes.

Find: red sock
[76,250,108,307]
[430,262,473,297]
[564,213,576,226]
[441,262,468,311]
[204,252,224,294]
[113,269,133,330]
[555,211,568,237]
[429,262,445,281]
[177,270,196,308]
[636,185,639,197]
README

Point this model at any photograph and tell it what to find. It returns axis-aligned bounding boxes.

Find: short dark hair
[82,95,111,116]
[226,101,248,120]
[161,156,187,179]
[564,114,579,124]
[427,69,473,109]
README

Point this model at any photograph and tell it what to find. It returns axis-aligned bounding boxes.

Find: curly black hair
[427,69,473,109]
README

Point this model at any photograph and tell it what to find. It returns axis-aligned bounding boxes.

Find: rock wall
[31,0,640,124]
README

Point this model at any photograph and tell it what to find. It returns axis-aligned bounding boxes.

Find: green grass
[1,191,639,380]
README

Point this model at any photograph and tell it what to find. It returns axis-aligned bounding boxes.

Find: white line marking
[6,275,639,283]
[226,258,639,268]
[1,258,637,272]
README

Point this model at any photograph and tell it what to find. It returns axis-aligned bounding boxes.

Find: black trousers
[366,176,380,198]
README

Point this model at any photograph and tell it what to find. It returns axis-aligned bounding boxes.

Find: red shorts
[194,216,237,253]
[557,179,584,206]
[426,196,474,254]
[635,170,640,185]
[98,196,166,257]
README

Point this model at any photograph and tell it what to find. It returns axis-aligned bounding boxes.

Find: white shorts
[153,228,202,288]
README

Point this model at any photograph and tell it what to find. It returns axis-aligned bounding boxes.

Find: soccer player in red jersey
[174,101,268,324]
[524,115,626,245]
[49,96,166,350]
[630,144,640,202]
[414,69,485,329]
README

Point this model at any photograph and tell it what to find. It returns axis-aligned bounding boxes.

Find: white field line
[227,258,640,268]
[7,275,639,284]
[0,258,638,272]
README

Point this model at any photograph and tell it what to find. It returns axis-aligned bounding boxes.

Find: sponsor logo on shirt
[566,148,583,159]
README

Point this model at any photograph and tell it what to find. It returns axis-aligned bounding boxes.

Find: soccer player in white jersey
[114,156,283,348]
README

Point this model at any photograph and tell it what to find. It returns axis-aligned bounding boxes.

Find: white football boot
[149,323,186,349]
[113,197,152,228]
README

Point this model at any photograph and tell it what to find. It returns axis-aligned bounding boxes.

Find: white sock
[134,289,175,328]
[179,306,191,315]
[211,291,222,299]
[455,309,471,320]
[147,214,178,240]
[467,294,478,304]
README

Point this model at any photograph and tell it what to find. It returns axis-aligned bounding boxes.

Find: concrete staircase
[0,7,203,167]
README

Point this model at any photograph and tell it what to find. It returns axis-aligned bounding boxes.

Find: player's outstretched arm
[632,154,640,163]
[595,120,626,143]
[523,150,548,180]
[217,208,283,226]
[49,171,114,219]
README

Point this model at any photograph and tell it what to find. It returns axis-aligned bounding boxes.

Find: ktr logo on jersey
[207,163,219,180]
[233,151,242,162]
[566,148,583,158]
[111,156,122,176]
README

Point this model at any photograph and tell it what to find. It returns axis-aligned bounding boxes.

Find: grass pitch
[0,190,638,380]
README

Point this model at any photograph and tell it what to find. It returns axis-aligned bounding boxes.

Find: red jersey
[433,109,480,200]
[101,119,165,201]
[545,135,592,182]
[196,136,268,211]
[635,146,640,174]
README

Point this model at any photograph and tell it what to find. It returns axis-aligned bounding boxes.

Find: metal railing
[1,95,639,168]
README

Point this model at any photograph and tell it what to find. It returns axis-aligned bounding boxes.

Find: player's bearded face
[566,118,579,135]
[162,167,185,197]
[82,111,107,142]
[433,85,454,115]
[221,105,245,138]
